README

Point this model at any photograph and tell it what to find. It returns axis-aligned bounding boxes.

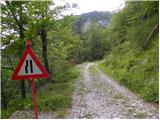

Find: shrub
[53,60,79,82]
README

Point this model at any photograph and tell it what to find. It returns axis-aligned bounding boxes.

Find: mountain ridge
[72,11,112,33]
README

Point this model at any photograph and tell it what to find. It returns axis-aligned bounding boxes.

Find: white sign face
[18,54,42,75]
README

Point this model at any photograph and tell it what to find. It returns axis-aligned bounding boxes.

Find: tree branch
[143,23,159,48]
[2,66,14,71]
[5,1,21,28]
[5,1,24,36]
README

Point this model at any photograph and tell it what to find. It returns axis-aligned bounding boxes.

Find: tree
[26,1,75,80]
[1,1,30,99]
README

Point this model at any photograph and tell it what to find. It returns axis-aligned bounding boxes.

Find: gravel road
[69,63,159,119]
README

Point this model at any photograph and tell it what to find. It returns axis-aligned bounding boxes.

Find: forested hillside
[71,11,112,63]
[1,0,159,119]
[72,11,112,33]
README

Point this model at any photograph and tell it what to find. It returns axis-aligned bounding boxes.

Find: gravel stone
[9,110,56,119]
[69,63,159,119]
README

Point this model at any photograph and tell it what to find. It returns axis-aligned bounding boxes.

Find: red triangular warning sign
[11,42,49,80]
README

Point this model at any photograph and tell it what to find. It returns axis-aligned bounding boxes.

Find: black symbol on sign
[25,60,33,73]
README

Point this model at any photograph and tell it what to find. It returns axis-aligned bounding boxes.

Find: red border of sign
[11,47,49,80]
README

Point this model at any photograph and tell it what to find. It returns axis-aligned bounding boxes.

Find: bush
[53,60,79,82]
[36,82,74,112]
[141,76,159,103]
[1,98,32,118]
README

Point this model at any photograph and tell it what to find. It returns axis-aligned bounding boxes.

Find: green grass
[135,112,146,119]
[98,57,159,103]
[1,82,74,119]
[88,65,97,73]
[36,82,73,112]
[1,97,33,119]
[98,31,159,104]
[98,63,110,77]
[1,66,80,119]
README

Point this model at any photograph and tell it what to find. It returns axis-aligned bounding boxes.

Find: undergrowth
[1,65,79,119]
[98,34,158,103]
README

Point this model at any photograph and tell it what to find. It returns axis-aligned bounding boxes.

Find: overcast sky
[54,0,125,15]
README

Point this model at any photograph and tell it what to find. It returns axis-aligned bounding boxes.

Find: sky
[54,0,125,15]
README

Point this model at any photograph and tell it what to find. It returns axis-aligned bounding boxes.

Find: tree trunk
[136,1,144,24]
[20,80,26,98]
[6,0,26,99]
[19,23,26,99]
[40,29,50,80]
[143,23,159,48]
[1,81,7,109]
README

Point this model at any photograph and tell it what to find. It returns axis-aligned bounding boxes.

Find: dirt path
[69,63,159,119]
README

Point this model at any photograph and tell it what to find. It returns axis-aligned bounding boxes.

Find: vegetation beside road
[2,65,79,118]
[98,40,159,103]
[2,66,79,118]
[98,1,158,103]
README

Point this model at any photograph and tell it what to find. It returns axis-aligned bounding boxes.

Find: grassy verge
[88,65,97,74]
[98,32,158,104]
[2,66,79,119]
[98,59,158,103]
[98,63,111,78]
[36,81,73,118]
[36,66,79,118]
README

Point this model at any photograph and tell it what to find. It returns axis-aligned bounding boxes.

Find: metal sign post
[30,79,38,119]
